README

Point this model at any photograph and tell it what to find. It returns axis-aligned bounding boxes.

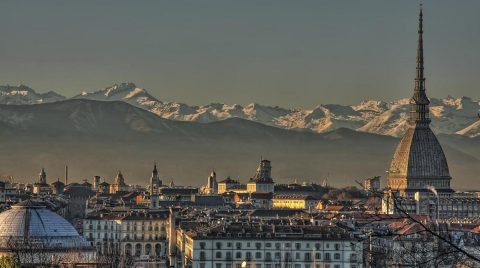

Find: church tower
[150,163,161,209]
[386,7,453,197]
[247,159,274,193]
[150,162,162,194]
[206,170,218,194]
[39,168,47,184]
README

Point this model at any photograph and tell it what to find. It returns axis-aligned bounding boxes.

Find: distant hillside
[0,99,478,190]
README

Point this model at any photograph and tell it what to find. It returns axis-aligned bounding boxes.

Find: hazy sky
[0,0,478,108]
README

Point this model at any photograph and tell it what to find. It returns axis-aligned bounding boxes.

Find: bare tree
[357,183,480,267]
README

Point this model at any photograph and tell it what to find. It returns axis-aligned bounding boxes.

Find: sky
[0,0,478,108]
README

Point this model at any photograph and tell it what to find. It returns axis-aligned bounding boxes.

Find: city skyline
[0,1,479,108]
[1,4,480,267]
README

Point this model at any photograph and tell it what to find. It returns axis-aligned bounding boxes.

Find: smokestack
[65,165,68,185]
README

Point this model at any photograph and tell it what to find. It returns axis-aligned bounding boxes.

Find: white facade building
[83,210,169,261]
[176,224,363,268]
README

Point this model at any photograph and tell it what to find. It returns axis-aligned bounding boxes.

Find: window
[296,252,300,260]
[200,264,206,268]
[351,253,357,262]
[305,253,311,261]
[135,243,142,257]
[226,252,232,260]
[125,243,132,256]
[334,253,340,260]
[275,252,281,259]
[246,252,252,260]
[216,252,222,258]
[315,253,321,260]
[199,251,206,261]
[266,252,272,261]
[315,243,320,250]
[275,243,281,249]
[334,243,340,250]
[284,252,292,262]
[295,243,301,250]
[145,244,152,256]
[200,242,206,250]
[255,252,262,259]
[216,242,222,249]
[236,242,242,249]
[216,264,222,268]
[256,243,262,249]
[325,253,331,261]
[236,252,242,259]
[266,242,272,248]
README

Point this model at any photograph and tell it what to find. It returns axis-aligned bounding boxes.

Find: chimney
[65,165,68,185]
[168,207,177,268]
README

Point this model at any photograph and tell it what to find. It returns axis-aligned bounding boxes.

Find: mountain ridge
[2,82,479,138]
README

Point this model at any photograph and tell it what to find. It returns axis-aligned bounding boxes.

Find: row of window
[86,232,164,240]
[198,263,357,268]
[198,251,356,262]
[125,243,163,257]
[200,242,344,251]
[85,225,166,233]
[86,220,166,226]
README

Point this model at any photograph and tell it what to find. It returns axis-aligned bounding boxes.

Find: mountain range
[0,83,478,188]
[2,83,478,138]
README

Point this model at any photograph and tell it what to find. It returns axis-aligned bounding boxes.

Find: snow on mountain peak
[456,120,480,138]
[0,85,65,105]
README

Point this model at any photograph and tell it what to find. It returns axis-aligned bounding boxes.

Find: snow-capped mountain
[0,85,65,105]
[74,83,479,138]
[3,83,480,138]
[72,82,161,110]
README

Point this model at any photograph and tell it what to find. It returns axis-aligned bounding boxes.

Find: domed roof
[388,126,451,180]
[0,200,91,250]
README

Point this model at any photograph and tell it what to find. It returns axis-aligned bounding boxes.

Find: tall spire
[410,4,430,126]
[153,161,158,174]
